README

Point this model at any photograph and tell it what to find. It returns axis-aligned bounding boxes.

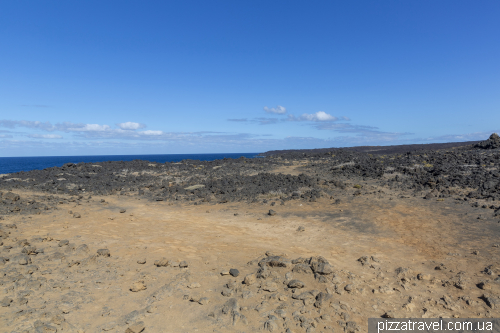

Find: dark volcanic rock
[475,133,500,149]
[229,268,240,277]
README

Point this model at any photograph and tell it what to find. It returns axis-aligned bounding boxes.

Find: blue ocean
[0,153,260,175]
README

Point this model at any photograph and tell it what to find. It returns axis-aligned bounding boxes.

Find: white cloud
[254,118,280,125]
[228,118,248,122]
[117,122,146,130]
[28,134,63,139]
[0,120,56,131]
[299,111,338,122]
[79,124,110,132]
[264,105,287,114]
[140,130,163,136]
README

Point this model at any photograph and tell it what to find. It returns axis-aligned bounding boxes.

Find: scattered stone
[268,209,277,216]
[130,281,147,292]
[288,279,305,288]
[357,256,369,266]
[478,281,491,290]
[314,292,333,308]
[310,256,334,275]
[417,273,431,280]
[482,294,499,309]
[58,239,69,247]
[137,259,146,264]
[293,263,312,274]
[264,319,278,332]
[120,209,126,213]
[76,244,90,254]
[262,281,278,292]
[125,321,145,333]
[73,212,81,218]
[154,258,169,267]
[97,248,111,257]
[244,274,257,285]
[229,268,240,277]
[259,255,291,268]
[179,260,188,268]
[198,297,209,305]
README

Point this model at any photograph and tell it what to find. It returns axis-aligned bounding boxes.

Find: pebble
[229,268,240,277]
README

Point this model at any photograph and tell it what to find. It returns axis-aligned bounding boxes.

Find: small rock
[268,209,277,216]
[58,239,69,247]
[288,279,305,288]
[130,281,147,292]
[262,281,278,292]
[417,273,431,280]
[154,258,169,267]
[229,268,240,277]
[179,260,188,268]
[198,297,209,305]
[125,321,145,333]
[478,281,491,290]
[73,212,81,218]
[120,209,126,213]
[188,282,201,289]
[482,294,499,309]
[167,260,179,267]
[75,244,89,254]
[244,274,257,285]
[97,249,110,257]
[297,226,305,232]
[264,319,278,332]
[137,259,146,264]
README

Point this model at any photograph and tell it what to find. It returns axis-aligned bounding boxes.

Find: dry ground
[1,187,500,333]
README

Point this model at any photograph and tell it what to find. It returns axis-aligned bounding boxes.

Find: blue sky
[1,1,499,156]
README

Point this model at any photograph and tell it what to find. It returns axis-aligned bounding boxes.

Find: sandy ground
[1,187,500,333]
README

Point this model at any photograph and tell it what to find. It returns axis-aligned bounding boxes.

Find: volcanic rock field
[1,134,500,332]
